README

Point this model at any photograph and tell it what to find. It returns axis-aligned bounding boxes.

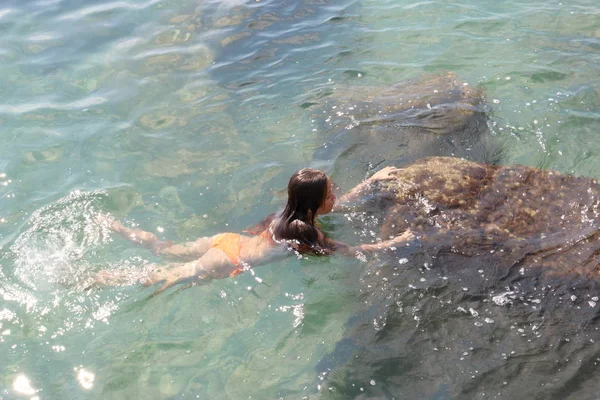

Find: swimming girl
[95,168,413,293]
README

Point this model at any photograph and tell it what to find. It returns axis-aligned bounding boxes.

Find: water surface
[1,0,599,398]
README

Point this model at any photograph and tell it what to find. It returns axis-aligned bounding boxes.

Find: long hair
[272,168,329,252]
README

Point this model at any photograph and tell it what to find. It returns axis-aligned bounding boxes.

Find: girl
[96,168,413,293]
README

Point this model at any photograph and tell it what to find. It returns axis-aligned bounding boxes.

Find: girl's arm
[328,229,414,256]
[354,229,414,252]
[335,166,399,207]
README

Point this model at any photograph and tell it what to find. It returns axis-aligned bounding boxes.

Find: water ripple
[57,0,161,21]
[0,0,599,397]
[0,97,106,114]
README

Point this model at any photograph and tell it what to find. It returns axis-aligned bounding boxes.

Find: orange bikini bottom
[211,233,244,277]
[211,229,274,278]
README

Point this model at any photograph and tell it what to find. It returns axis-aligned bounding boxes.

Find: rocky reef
[319,157,600,399]
[312,73,500,181]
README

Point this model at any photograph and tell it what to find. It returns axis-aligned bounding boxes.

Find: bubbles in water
[1,189,136,339]
[10,189,112,289]
[278,292,305,328]
[355,251,367,262]
[492,291,515,307]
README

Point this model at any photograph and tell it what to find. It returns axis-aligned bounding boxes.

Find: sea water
[0,0,599,398]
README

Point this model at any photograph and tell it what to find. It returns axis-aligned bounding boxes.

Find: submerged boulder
[312,73,500,181]
[340,156,600,277]
[319,157,600,399]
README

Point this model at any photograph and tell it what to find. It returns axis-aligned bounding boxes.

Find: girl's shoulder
[284,221,333,255]
[244,213,278,235]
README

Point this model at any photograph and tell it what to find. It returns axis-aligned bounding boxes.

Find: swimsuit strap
[258,225,276,243]
[229,267,245,278]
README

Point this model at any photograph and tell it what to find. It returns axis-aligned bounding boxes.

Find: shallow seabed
[0,0,599,398]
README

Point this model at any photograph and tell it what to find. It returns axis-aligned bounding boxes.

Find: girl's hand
[95,213,124,232]
[369,166,398,182]
[336,166,399,207]
[390,229,415,245]
[150,239,173,256]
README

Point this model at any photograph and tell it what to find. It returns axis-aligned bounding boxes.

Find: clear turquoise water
[0,0,599,398]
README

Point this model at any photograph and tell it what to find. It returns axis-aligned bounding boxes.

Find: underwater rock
[340,156,600,276]
[176,214,211,240]
[158,373,184,397]
[142,185,192,223]
[220,31,251,47]
[142,53,183,73]
[22,147,64,164]
[311,73,499,180]
[104,186,143,217]
[179,45,214,71]
[319,157,600,399]
[139,113,177,130]
[169,14,193,24]
[143,149,199,178]
[142,147,245,181]
[212,7,252,28]
[245,12,279,30]
[139,105,192,130]
[154,29,193,46]
[158,186,187,213]
[177,83,208,103]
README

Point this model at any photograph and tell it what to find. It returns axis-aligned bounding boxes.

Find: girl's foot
[150,239,173,256]
[95,213,123,232]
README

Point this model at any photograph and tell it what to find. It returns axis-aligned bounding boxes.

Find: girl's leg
[90,248,236,294]
[107,219,167,252]
[147,248,236,293]
[105,217,213,259]
[159,237,213,260]
[91,259,206,289]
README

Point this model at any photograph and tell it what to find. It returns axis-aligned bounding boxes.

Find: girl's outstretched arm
[333,229,415,257]
[355,229,414,252]
[335,166,399,208]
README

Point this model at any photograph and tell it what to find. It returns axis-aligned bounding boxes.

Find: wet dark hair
[272,168,331,253]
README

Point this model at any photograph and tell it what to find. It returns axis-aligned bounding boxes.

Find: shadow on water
[319,246,600,399]
[317,157,600,399]
[308,72,503,183]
